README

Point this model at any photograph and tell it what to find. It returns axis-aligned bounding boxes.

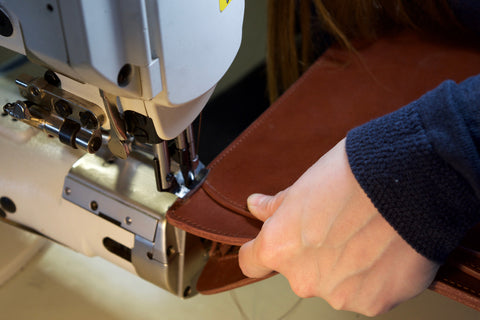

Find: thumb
[247,190,288,222]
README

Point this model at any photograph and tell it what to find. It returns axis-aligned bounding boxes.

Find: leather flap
[167,32,480,245]
[166,31,480,304]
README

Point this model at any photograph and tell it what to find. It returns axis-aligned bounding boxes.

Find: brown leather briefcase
[167,31,480,310]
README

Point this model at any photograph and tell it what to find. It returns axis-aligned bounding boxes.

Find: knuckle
[255,220,303,271]
[326,294,347,311]
[363,301,392,317]
[288,275,317,298]
[238,246,250,272]
[265,200,278,215]
[290,283,314,298]
[362,307,384,317]
[326,293,391,316]
[255,238,277,268]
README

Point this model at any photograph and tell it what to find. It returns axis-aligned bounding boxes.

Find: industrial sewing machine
[0,0,244,298]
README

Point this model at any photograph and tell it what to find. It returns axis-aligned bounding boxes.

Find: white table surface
[0,222,478,320]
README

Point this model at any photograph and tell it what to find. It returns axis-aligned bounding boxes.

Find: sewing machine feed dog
[0,0,244,297]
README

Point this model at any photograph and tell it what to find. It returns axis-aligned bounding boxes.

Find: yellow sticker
[219,0,232,12]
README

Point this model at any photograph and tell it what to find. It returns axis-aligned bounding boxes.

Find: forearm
[346,74,480,263]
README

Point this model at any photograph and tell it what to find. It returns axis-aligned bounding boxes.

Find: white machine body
[0,0,244,139]
[0,0,245,297]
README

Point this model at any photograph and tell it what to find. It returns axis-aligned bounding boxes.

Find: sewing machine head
[0,0,244,297]
[1,0,244,190]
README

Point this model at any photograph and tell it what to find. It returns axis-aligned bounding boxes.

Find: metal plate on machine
[62,151,178,242]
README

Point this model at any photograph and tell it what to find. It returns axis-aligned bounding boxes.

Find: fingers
[247,189,288,222]
[241,189,289,277]
[239,239,274,278]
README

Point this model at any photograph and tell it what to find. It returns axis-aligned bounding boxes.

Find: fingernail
[247,193,264,207]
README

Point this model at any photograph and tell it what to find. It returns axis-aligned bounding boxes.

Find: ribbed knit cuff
[346,83,480,263]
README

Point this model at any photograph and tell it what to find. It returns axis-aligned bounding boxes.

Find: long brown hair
[267,0,463,101]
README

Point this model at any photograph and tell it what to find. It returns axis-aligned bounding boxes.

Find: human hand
[238,139,439,316]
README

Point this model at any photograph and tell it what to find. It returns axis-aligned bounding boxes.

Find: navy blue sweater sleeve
[346,74,480,263]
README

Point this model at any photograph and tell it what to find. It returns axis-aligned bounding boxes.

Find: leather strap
[167,31,480,308]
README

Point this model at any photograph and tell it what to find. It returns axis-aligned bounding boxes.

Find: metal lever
[99,90,131,159]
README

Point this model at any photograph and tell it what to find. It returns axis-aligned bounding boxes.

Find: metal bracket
[62,149,208,297]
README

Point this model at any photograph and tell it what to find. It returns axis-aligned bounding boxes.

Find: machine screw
[183,286,192,298]
[79,111,98,129]
[64,187,72,195]
[117,64,132,87]
[54,100,72,118]
[90,201,99,211]
[44,70,61,87]
[29,86,40,97]
[0,196,16,213]
[125,216,132,225]
[167,245,176,257]
[89,136,102,154]
[0,9,13,37]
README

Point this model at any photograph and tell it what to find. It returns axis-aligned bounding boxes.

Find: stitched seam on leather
[216,254,239,262]
[464,262,480,277]
[468,263,480,272]
[204,60,326,211]
[203,183,249,215]
[168,209,253,238]
[208,62,322,170]
[442,278,480,297]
